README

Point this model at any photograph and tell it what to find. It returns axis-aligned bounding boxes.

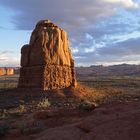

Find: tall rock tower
[18,20,77,90]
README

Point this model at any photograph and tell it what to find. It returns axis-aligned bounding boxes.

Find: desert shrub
[79,100,97,111]
[18,105,27,113]
[0,124,10,137]
[37,98,51,109]
[0,109,6,119]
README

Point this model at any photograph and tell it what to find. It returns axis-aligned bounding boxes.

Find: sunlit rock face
[0,68,5,76]
[0,68,14,76]
[18,20,77,90]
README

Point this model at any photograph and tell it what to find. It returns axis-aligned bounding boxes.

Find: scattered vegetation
[37,98,51,109]
[18,104,27,113]
[0,109,7,119]
[78,76,140,89]
[0,75,140,110]
[78,76,140,104]
[79,100,98,111]
[0,74,139,139]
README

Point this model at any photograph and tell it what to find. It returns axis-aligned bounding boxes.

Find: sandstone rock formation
[7,68,14,75]
[0,68,5,76]
[0,68,14,76]
[18,20,77,90]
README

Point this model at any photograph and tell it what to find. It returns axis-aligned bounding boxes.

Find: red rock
[0,68,14,76]
[18,20,77,90]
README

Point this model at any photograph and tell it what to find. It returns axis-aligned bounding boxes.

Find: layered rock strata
[18,20,77,90]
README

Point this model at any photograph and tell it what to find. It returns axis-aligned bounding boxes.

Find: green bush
[79,100,97,111]
[0,109,8,119]
[18,105,27,113]
[37,98,51,109]
[0,124,10,137]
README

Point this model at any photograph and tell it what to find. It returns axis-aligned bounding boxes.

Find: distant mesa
[0,68,14,76]
[18,20,77,90]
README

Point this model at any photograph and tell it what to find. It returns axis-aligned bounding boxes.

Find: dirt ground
[0,78,140,140]
[1,99,140,140]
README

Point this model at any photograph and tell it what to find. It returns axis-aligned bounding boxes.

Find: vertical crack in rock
[18,20,77,90]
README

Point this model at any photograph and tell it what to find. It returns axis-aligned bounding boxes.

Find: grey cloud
[0,0,118,49]
[88,10,140,40]
[97,37,140,56]
[73,37,140,66]
[0,0,138,43]
[0,0,115,30]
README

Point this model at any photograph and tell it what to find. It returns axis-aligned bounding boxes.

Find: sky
[0,0,140,67]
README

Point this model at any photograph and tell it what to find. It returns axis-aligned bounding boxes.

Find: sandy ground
[1,99,140,140]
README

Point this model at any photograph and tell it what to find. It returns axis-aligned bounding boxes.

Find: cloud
[102,0,138,9]
[73,37,140,66]
[0,0,115,30]
[0,0,138,32]
[71,47,79,54]
[96,60,140,66]
[0,0,139,66]
[0,58,6,61]
[85,47,95,53]
[97,37,140,56]
[0,51,19,67]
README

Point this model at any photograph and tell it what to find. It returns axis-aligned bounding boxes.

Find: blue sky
[0,0,140,66]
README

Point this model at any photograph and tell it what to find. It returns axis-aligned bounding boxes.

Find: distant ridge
[1,64,140,77]
[76,64,140,77]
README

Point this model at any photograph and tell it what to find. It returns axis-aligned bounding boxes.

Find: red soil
[2,99,140,140]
